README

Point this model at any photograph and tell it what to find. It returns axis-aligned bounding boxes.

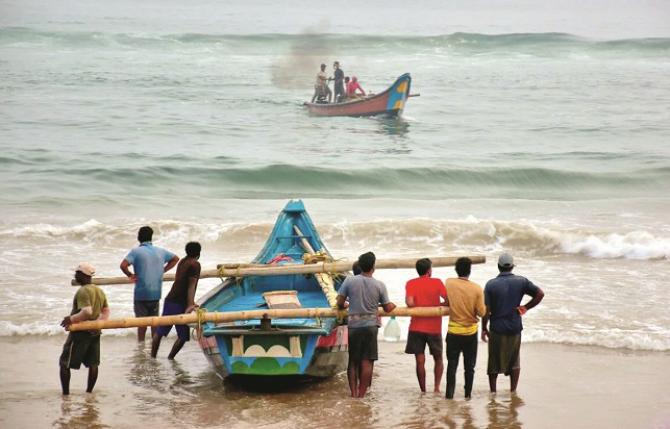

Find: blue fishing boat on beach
[196,200,348,379]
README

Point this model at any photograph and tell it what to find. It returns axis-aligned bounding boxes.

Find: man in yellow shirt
[59,263,110,395]
[444,257,486,399]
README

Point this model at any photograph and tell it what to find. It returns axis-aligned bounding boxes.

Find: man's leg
[463,334,478,398]
[347,359,359,397]
[86,366,98,393]
[433,354,444,393]
[510,368,520,392]
[167,339,186,360]
[150,333,162,358]
[357,359,373,398]
[445,334,460,399]
[60,365,71,395]
[488,374,498,393]
[369,361,374,387]
[414,353,427,392]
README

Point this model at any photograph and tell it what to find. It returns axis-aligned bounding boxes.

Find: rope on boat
[302,251,340,308]
[196,307,207,339]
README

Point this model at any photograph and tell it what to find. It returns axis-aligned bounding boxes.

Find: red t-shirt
[405,276,447,335]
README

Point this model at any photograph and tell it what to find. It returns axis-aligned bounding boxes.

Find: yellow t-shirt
[72,284,108,320]
[444,278,486,335]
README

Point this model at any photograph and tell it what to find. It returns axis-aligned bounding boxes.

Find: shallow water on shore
[1,337,669,429]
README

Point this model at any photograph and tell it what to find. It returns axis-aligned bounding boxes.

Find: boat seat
[262,290,302,309]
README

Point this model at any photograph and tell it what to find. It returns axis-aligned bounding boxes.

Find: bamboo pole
[74,255,486,286]
[293,225,338,308]
[68,306,450,332]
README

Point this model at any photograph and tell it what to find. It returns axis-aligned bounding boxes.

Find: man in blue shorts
[120,226,179,341]
[151,242,202,359]
[482,253,544,393]
[337,251,396,398]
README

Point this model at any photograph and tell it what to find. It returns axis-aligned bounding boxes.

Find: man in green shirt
[59,262,110,395]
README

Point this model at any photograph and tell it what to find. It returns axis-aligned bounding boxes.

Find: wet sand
[0,336,668,429]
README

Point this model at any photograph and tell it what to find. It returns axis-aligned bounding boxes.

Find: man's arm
[336,294,347,310]
[406,295,415,307]
[382,302,396,313]
[185,277,199,313]
[120,259,135,280]
[164,255,179,273]
[99,306,110,321]
[481,307,491,342]
[476,289,486,317]
[61,306,93,330]
[380,283,396,313]
[519,286,545,313]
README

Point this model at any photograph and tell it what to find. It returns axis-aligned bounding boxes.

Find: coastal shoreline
[1,335,668,428]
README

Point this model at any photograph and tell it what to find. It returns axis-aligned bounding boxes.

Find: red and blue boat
[304,73,412,117]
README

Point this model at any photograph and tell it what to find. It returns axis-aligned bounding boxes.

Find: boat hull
[197,200,349,379]
[198,325,348,379]
[304,73,411,117]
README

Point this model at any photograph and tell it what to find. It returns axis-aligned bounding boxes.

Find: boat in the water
[304,73,412,117]
[196,200,348,379]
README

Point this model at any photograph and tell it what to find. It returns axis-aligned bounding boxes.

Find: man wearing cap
[59,263,110,395]
[120,226,179,342]
[481,253,544,393]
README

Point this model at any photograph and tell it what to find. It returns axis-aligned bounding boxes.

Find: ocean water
[1,0,669,353]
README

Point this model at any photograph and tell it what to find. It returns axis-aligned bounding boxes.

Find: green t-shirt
[71,284,108,320]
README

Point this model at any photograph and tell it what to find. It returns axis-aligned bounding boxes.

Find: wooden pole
[68,306,450,332]
[293,225,338,308]
[74,255,486,286]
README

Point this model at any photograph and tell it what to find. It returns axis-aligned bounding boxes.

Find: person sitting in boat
[311,63,332,104]
[346,76,366,99]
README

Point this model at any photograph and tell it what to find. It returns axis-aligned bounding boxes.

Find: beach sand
[0,336,668,429]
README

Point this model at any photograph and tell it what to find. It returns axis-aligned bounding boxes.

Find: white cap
[498,253,514,268]
[75,262,96,276]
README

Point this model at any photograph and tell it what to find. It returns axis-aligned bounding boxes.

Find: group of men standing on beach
[59,226,544,399]
[59,226,202,395]
[337,251,544,399]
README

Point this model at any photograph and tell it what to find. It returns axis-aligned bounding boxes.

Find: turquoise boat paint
[197,200,349,378]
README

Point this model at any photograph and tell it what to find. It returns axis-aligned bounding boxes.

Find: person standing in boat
[337,251,396,398]
[151,241,201,360]
[444,257,486,399]
[405,258,448,393]
[120,226,179,342]
[331,61,345,103]
[59,263,110,395]
[311,63,331,103]
[346,76,366,99]
[481,253,545,393]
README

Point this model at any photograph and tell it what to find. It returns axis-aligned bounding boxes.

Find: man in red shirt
[405,258,449,393]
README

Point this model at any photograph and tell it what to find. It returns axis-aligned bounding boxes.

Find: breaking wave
[2,27,669,56]
[2,217,668,260]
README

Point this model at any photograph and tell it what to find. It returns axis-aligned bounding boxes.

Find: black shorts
[59,332,101,369]
[134,300,159,317]
[348,326,378,362]
[405,331,443,356]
